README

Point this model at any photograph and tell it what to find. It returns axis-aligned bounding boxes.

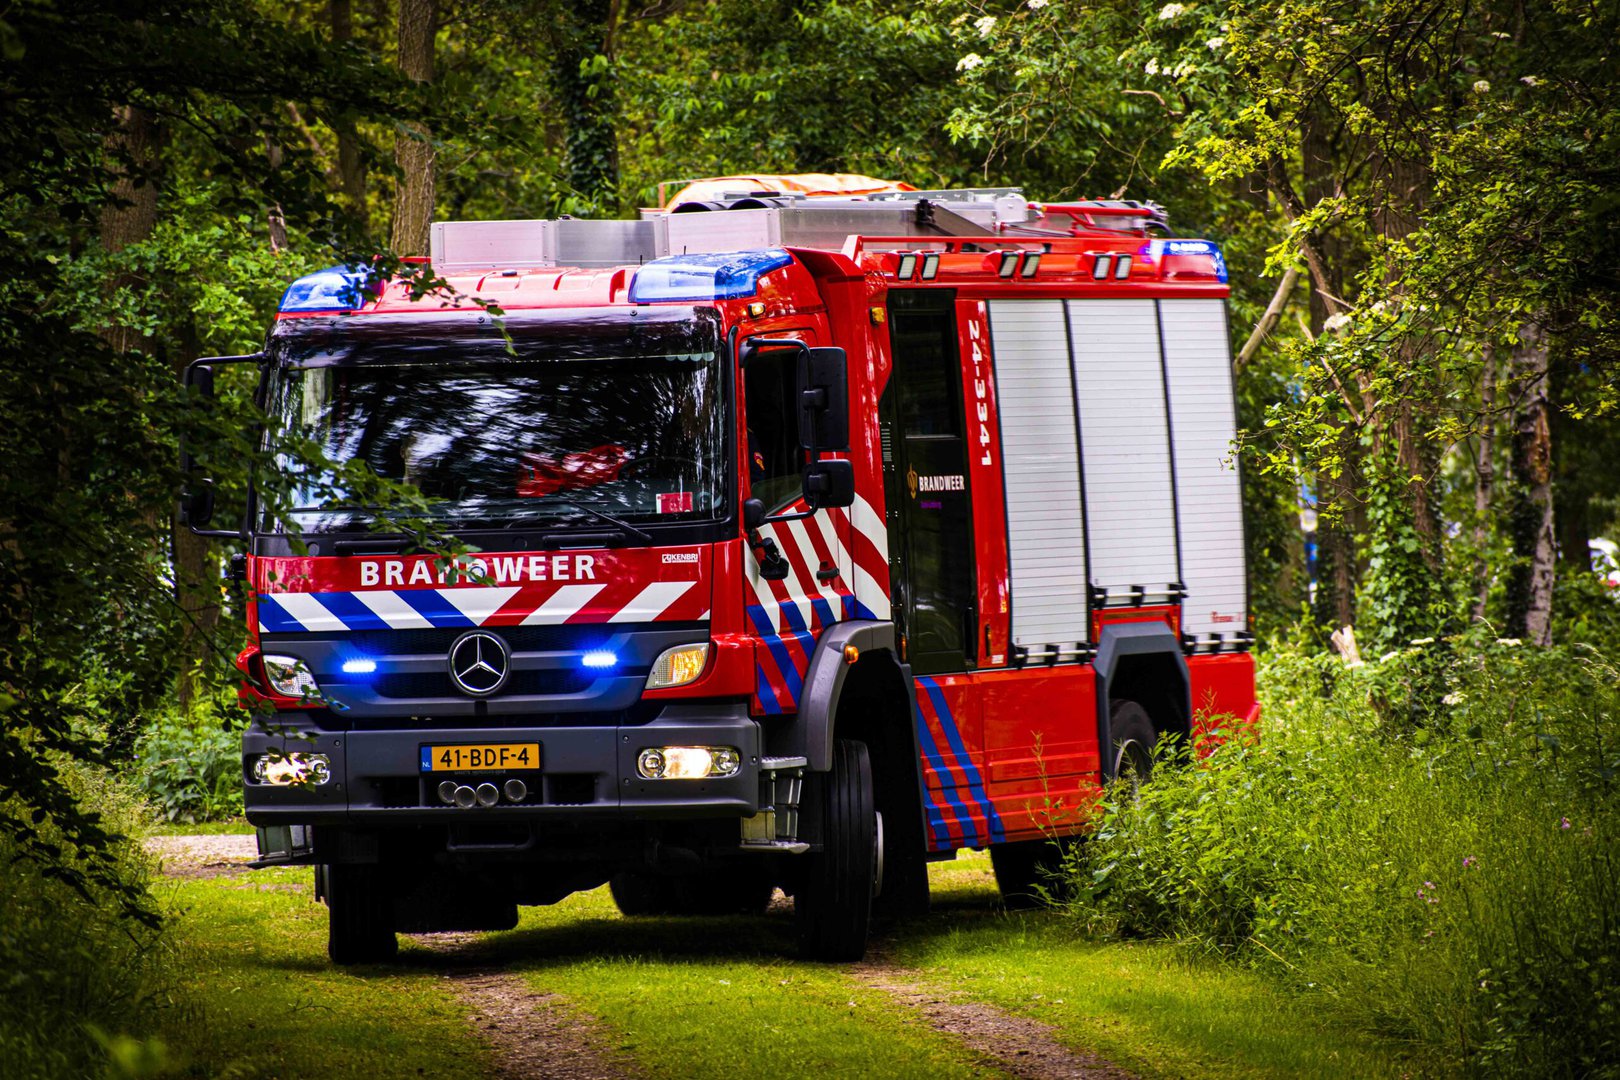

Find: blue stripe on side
[920,678,1006,843]
[754,664,784,715]
[310,591,392,631]
[853,598,878,620]
[911,691,976,847]
[745,603,776,636]
[256,595,307,633]
[763,634,805,706]
[396,588,477,628]
[807,595,837,628]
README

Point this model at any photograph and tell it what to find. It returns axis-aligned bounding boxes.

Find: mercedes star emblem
[447,631,511,696]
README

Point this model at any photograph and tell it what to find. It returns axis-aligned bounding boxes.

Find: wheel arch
[1093,621,1191,777]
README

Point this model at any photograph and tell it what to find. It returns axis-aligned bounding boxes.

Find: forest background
[1,0,1618,1076]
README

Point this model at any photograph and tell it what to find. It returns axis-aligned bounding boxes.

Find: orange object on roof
[662,173,915,208]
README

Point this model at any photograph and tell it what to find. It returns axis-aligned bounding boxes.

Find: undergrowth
[1068,634,1619,1078]
[134,697,245,824]
[0,762,176,1078]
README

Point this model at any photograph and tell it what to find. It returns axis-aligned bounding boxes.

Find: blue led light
[581,650,618,669]
[278,265,375,313]
[341,658,377,675]
[628,249,795,303]
[1144,239,1229,283]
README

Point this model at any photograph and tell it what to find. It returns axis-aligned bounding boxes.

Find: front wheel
[797,738,877,961]
[324,863,398,965]
[1109,699,1157,796]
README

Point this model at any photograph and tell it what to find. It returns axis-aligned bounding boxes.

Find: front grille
[373,669,593,699]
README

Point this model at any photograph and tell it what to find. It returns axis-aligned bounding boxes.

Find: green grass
[892,851,1436,1080]
[472,888,1001,1079]
[155,868,494,1078]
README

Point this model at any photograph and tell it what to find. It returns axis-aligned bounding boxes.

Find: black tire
[797,738,877,961]
[989,837,1075,910]
[325,863,398,965]
[1109,699,1157,795]
[609,871,677,917]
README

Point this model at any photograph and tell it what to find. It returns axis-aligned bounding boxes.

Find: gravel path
[143,833,257,878]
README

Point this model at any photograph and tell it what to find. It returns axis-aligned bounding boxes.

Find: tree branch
[1236,265,1300,369]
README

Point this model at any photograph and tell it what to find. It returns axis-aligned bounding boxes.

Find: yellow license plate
[420,743,539,772]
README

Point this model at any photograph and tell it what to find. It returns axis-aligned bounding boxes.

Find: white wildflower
[1473,79,1491,93]
[1371,299,1387,313]
[1380,650,1401,663]
[1028,0,1050,7]
[1411,636,1435,646]
[1521,75,1541,87]
[1206,36,1226,50]
[1171,61,1197,78]
[956,53,984,71]
[1323,312,1352,332]
[975,14,997,36]
[1442,692,1465,705]
[1158,2,1186,19]
[1144,57,1160,75]
[1495,637,1522,646]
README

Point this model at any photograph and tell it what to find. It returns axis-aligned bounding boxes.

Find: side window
[744,346,802,511]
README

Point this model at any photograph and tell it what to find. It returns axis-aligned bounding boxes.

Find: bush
[134,704,245,824]
[1069,637,1620,1078]
[0,763,176,1079]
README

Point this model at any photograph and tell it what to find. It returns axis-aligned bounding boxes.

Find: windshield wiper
[501,501,653,543]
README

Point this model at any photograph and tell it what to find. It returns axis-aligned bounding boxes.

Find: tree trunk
[552,0,621,212]
[1504,321,1555,645]
[330,0,367,230]
[99,105,161,352]
[389,0,436,255]
[1472,345,1497,622]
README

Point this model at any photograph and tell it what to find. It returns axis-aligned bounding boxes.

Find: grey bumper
[243,702,763,826]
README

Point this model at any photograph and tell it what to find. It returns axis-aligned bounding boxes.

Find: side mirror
[743,497,766,530]
[180,481,216,528]
[177,351,264,539]
[797,346,848,451]
[802,459,855,510]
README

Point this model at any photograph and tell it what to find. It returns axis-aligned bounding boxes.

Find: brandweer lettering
[359,555,597,588]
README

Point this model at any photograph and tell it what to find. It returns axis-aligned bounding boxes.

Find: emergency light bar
[628,249,794,303]
[278,265,375,313]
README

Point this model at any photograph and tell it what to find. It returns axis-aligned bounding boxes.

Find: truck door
[881,289,976,675]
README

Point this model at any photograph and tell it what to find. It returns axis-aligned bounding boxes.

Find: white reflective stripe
[762,522,815,631]
[438,586,522,624]
[850,561,891,619]
[745,544,783,632]
[518,583,606,625]
[786,518,843,614]
[811,510,855,615]
[269,592,349,632]
[353,590,435,629]
[608,580,695,623]
[850,493,889,563]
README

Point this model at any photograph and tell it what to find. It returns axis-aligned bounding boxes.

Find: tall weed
[134,702,244,823]
[1070,637,1619,1077]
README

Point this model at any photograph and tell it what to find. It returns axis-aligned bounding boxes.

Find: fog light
[341,658,377,675]
[581,650,618,669]
[252,752,332,786]
[636,746,741,779]
[262,654,320,699]
[647,643,709,689]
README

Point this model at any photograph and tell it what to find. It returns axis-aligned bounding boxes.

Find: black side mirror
[180,482,216,528]
[803,459,855,510]
[743,498,766,530]
[178,352,264,539]
[797,346,848,451]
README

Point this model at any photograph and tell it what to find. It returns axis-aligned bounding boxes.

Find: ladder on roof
[428,188,1168,272]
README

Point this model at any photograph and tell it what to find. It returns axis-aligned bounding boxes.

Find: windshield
[264,312,728,534]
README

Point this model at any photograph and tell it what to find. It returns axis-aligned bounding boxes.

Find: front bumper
[243,702,763,826]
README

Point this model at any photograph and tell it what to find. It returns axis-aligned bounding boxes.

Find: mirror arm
[739,337,808,367]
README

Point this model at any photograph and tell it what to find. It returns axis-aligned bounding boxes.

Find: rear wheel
[1109,699,1157,795]
[989,838,1075,910]
[325,864,398,965]
[797,738,877,961]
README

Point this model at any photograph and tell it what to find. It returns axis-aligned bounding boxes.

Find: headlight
[636,746,741,779]
[646,643,709,689]
[262,654,320,698]
[251,752,332,786]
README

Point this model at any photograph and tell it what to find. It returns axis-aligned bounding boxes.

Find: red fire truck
[182,178,1258,964]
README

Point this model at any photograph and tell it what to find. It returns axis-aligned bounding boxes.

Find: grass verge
[892,852,1435,1079]
[155,867,493,1078]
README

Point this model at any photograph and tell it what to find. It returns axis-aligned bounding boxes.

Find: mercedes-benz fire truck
[182,176,1258,964]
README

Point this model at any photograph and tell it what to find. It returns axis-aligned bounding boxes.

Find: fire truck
[181,175,1258,964]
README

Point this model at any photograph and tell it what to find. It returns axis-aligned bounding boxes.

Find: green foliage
[0,764,173,1080]
[1070,641,1620,1076]
[134,705,246,824]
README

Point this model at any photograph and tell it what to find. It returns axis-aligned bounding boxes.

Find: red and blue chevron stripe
[913,676,1005,851]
